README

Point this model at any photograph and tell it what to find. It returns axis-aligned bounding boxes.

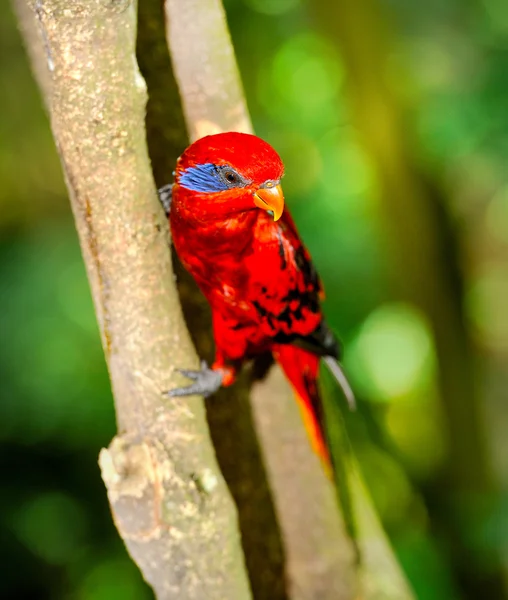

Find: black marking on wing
[273,320,341,359]
[251,242,341,357]
[279,287,320,316]
[277,246,321,318]
[252,300,268,318]
[293,320,341,359]
[294,246,321,294]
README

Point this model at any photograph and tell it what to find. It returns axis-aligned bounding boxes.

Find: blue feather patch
[179,163,230,193]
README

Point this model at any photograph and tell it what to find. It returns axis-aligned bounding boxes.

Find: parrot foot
[165,360,224,398]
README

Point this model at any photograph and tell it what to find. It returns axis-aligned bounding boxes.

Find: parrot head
[173,132,285,222]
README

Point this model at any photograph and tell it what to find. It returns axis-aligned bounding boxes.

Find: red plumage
[167,132,351,470]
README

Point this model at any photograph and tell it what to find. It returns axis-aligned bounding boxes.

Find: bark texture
[14,1,251,599]
[165,0,252,142]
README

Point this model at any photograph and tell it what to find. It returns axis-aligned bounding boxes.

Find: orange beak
[253,184,285,221]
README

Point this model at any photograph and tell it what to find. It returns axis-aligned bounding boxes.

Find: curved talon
[165,360,224,398]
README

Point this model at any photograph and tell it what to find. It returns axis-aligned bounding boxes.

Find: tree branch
[165,0,252,142]
[13,1,251,598]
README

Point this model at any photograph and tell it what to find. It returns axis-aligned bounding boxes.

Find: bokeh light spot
[11,492,88,565]
[260,33,343,124]
[320,134,376,200]
[349,303,434,401]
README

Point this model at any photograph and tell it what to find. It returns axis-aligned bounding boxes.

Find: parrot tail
[273,344,332,475]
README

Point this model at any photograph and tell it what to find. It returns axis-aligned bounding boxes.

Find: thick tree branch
[14,1,251,598]
[165,0,252,142]
[250,369,356,598]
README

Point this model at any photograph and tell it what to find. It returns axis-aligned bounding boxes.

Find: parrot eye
[219,168,245,187]
[225,171,239,184]
[215,165,250,188]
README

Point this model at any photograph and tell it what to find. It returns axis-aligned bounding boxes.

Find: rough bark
[13,1,251,599]
[165,1,414,599]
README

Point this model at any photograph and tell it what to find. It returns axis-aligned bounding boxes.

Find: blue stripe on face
[179,163,231,193]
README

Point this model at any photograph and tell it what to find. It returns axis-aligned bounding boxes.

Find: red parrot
[160,132,354,469]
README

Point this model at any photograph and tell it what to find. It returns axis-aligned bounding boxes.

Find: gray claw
[165,361,223,398]
[177,369,200,381]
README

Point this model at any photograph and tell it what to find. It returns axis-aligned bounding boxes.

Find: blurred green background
[2,0,508,598]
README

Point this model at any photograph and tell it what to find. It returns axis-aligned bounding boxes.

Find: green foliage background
[1,0,508,598]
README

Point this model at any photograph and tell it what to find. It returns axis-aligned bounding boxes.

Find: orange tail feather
[273,344,332,475]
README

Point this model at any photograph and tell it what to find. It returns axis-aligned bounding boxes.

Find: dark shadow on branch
[136,3,288,598]
[206,377,289,600]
